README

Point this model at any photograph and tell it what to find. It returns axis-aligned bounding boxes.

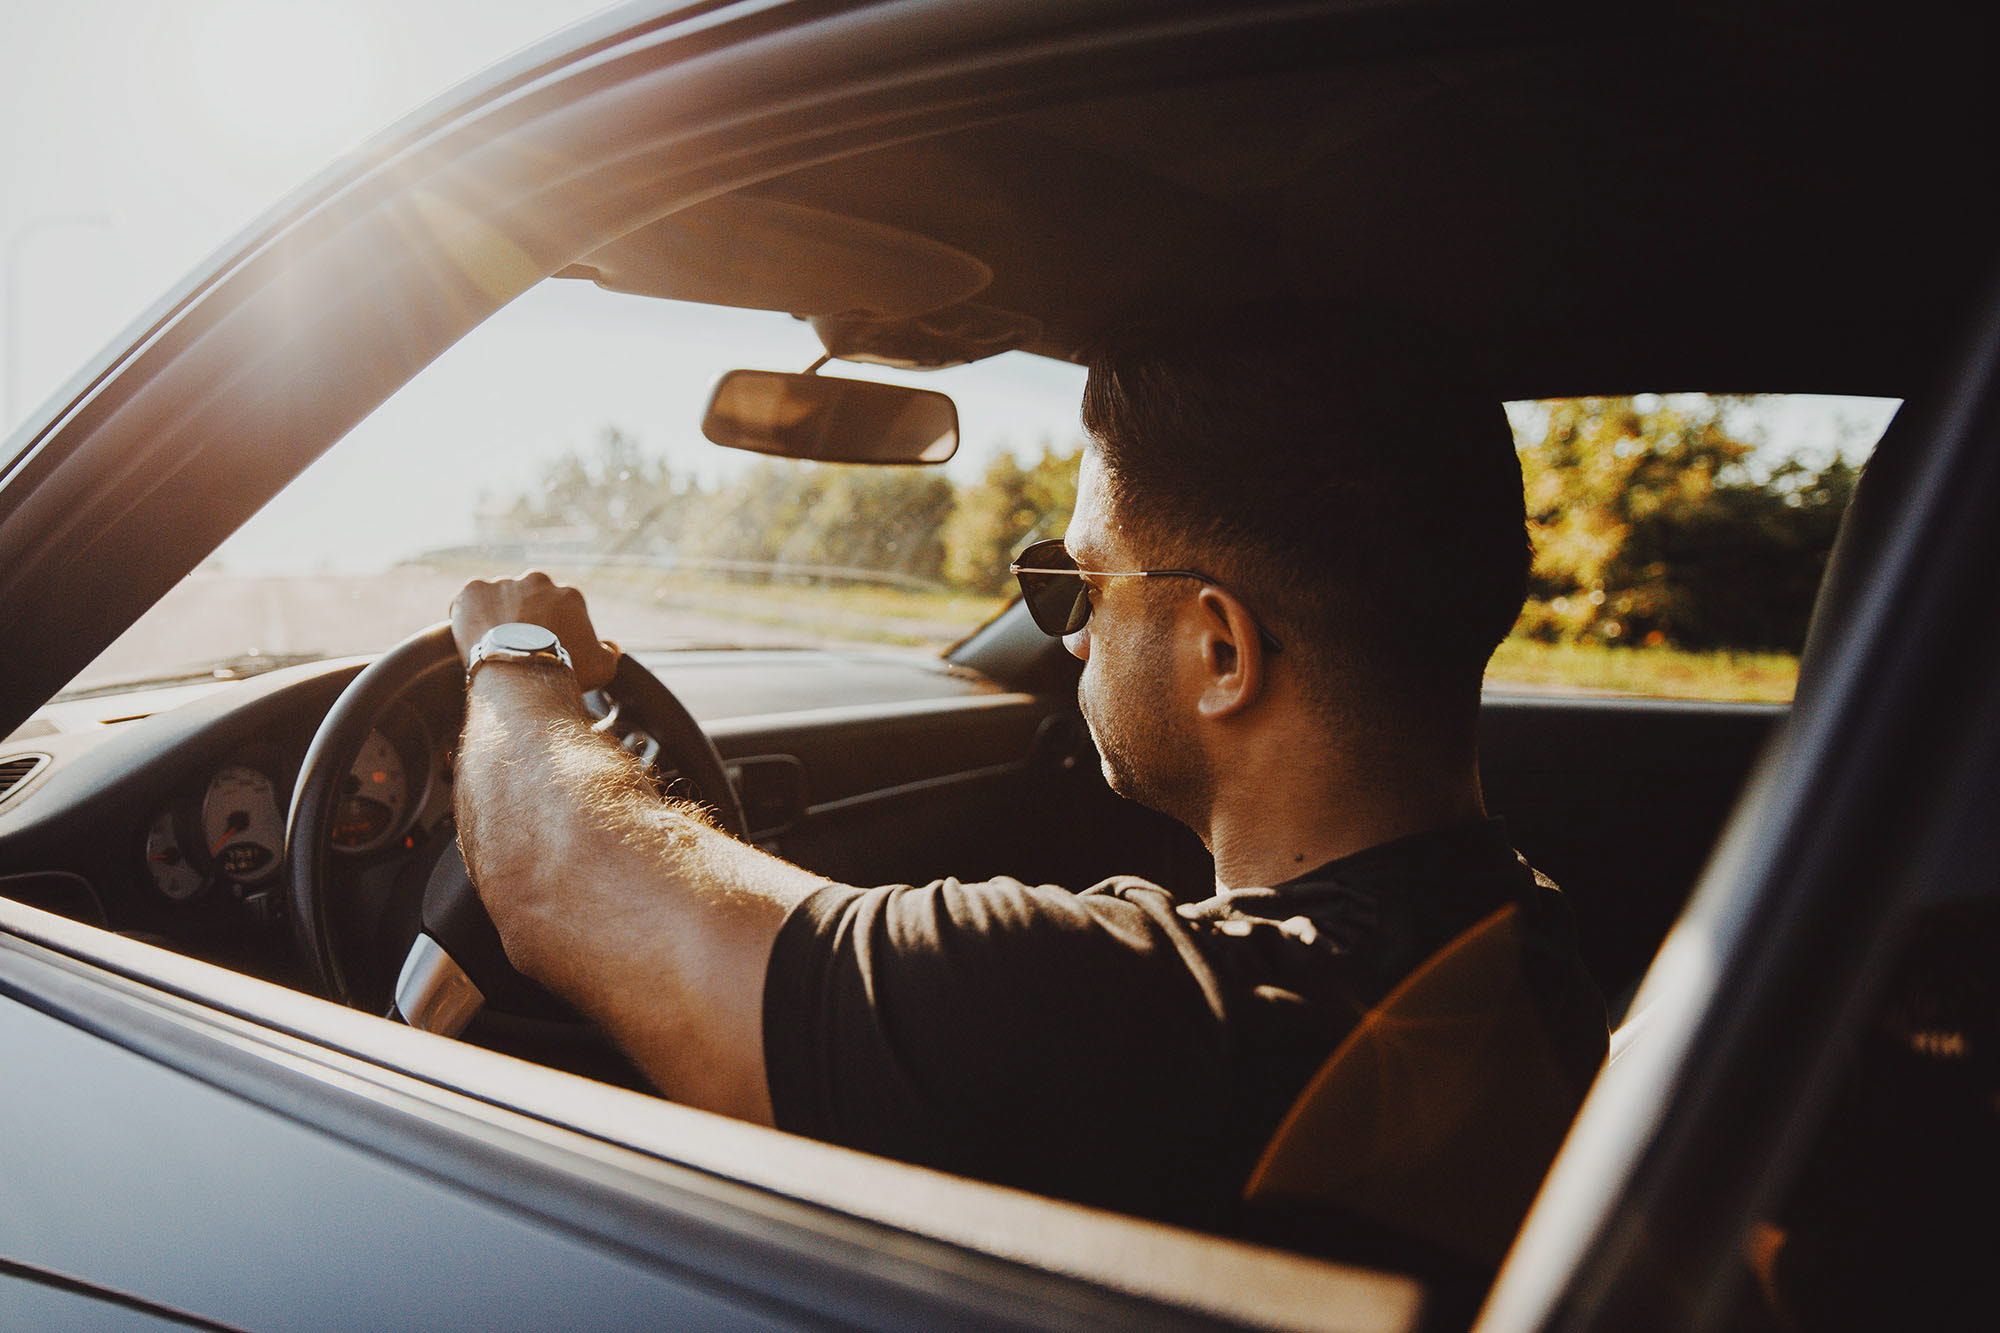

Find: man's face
[1063,454,1213,824]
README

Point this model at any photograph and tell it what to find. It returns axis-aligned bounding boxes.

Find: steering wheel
[285,622,746,1033]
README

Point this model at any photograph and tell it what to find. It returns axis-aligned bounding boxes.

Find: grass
[642,573,1802,701]
[1486,637,1798,703]
[634,575,1001,648]
[635,572,1002,631]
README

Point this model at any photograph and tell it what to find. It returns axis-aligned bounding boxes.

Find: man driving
[448,321,1607,1236]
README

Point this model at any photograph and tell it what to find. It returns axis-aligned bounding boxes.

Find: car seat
[1240,904,1601,1303]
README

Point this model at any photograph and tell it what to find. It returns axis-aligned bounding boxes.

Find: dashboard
[0,649,1066,995]
[0,660,471,985]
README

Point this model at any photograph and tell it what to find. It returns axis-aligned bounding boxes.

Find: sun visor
[557,194,992,322]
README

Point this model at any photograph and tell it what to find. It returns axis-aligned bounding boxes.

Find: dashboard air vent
[0,753,52,805]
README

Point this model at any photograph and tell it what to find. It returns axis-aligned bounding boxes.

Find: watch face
[493,622,559,653]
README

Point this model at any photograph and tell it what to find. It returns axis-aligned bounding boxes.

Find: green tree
[1515,396,1856,650]
[942,440,1082,592]
[674,459,955,584]
[774,465,956,582]
[494,430,1087,595]
[496,425,688,553]
[678,459,824,565]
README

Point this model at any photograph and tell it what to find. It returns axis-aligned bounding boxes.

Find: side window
[1491,394,1897,702]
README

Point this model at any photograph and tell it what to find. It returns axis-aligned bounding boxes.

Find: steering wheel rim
[285,621,746,1012]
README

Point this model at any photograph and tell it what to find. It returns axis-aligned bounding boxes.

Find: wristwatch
[466,622,574,681]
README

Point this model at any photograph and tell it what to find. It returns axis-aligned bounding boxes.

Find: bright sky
[1,1,617,425]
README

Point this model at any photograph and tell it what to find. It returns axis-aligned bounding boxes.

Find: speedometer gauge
[144,805,209,901]
[201,765,283,884]
[332,728,410,853]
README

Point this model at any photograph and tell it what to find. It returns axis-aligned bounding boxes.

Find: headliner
[574,4,1998,399]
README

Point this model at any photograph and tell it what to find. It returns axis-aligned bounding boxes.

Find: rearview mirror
[701,370,958,465]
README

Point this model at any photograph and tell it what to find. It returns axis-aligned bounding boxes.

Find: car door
[0,891,1422,1329]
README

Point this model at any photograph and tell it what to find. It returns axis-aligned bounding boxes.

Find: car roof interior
[558,6,1996,401]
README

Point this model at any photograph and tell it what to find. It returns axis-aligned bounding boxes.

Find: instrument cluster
[139,700,442,908]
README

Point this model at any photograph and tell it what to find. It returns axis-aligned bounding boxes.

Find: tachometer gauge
[332,728,410,853]
[201,764,283,884]
[144,805,209,901]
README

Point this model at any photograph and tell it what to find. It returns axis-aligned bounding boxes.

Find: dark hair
[1081,311,1528,728]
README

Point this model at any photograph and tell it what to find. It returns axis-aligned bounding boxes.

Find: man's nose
[1062,624,1089,661]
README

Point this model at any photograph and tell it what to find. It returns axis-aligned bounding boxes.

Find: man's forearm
[455,664,826,1121]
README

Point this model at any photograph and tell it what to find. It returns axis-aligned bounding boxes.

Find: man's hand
[451,568,830,1122]
[451,571,619,692]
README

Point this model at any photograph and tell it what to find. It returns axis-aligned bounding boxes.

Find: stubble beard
[1077,627,1212,830]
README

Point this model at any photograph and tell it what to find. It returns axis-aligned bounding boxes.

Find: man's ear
[1191,585,1267,720]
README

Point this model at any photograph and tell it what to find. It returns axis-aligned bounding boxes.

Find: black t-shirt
[762,819,1606,1231]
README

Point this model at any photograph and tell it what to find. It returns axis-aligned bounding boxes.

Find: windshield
[56,276,1896,705]
[61,282,1089,696]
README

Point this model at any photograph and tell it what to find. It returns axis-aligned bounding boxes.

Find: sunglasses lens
[1015,541,1090,637]
[1022,574,1089,636]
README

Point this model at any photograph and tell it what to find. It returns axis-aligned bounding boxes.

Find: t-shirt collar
[1266,815,1515,894]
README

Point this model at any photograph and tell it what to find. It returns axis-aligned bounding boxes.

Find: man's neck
[1202,746,1486,891]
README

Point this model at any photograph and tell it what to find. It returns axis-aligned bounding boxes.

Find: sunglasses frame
[1009,538,1285,651]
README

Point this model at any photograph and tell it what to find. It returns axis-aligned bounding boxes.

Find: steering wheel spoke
[393,932,485,1035]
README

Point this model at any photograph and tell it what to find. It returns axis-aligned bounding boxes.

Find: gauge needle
[212,810,250,854]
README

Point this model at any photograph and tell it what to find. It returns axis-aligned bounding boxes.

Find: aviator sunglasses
[1009,538,1284,651]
